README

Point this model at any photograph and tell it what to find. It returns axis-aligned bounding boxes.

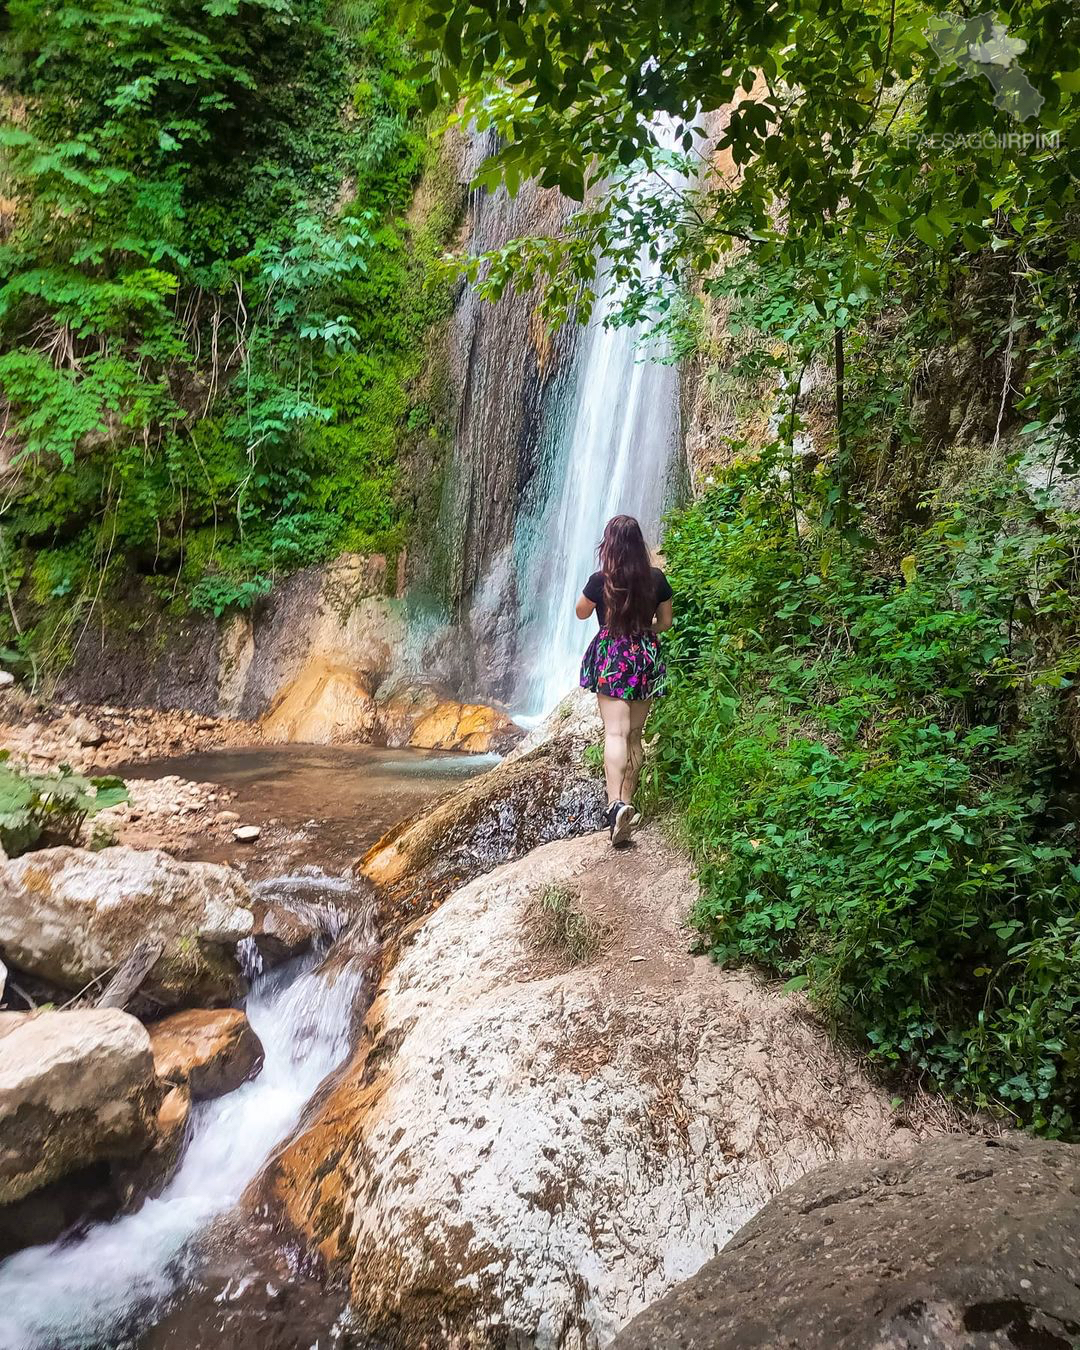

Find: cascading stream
[0,875,371,1350]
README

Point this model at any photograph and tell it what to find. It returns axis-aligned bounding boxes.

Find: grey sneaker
[611,801,635,847]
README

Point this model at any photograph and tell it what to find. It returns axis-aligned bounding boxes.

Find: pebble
[217,809,241,824]
[233,824,261,842]
[0,671,13,688]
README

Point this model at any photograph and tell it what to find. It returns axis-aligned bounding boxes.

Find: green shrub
[0,755,129,857]
[647,451,1080,1136]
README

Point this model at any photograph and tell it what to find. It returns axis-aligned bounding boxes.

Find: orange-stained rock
[373,677,520,755]
[259,664,378,745]
[407,699,519,754]
[118,1082,192,1206]
[148,1007,263,1101]
[359,733,604,897]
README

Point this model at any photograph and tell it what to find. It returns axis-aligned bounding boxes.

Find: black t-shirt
[583,567,673,629]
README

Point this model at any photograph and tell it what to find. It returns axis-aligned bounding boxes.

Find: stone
[68,715,105,747]
[372,676,442,748]
[610,1133,1080,1350]
[0,672,13,689]
[373,677,521,754]
[273,829,934,1347]
[252,902,315,965]
[216,810,241,824]
[115,1083,192,1209]
[407,698,520,754]
[259,664,378,745]
[148,1007,264,1100]
[232,825,261,843]
[0,845,255,1008]
[0,1009,159,1205]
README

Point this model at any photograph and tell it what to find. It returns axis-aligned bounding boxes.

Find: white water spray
[0,887,370,1350]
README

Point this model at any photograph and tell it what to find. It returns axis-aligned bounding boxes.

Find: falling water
[0,879,371,1350]
[512,274,681,717]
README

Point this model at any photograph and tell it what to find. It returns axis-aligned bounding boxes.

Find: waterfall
[0,879,371,1350]
[512,271,681,717]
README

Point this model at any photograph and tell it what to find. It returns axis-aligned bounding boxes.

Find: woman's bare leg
[622,698,652,802]
[597,694,630,804]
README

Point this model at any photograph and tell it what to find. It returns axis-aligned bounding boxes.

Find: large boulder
[272,829,934,1347]
[360,733,605,907]
[0,1009,159,1205]
[148,1007,264,1100]
[0,846,254,1008]
[611,1133,1080,1350]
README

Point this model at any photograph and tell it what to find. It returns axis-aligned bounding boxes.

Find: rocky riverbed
[1,688,1076,1350]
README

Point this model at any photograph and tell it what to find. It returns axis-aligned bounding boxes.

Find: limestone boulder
[372,676,441,747]
[251,901,316,966]
[273,829,936,1348]
[0,845,254,1008]
[0,1009,160,1205]
[611,1133,1080,1350]
[115,1083,192,1209]
[148,1007,264,1100]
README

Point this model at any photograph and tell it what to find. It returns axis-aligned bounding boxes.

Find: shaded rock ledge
[271,826,944,1348]
[611,1133,1080,1350]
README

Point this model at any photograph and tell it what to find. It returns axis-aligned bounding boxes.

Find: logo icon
[926,11,1045,122]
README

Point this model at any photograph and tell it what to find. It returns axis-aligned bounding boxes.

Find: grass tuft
[525,883,611,968]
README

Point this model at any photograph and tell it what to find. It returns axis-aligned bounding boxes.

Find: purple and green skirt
[579,628,666,701]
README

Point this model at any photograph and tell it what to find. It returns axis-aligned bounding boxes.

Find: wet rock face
[148,1007,264,1100]
[0,846,254,1008]
[0,1009,160,1206]
[274,830,934,1348]
[611,1134,1080,1350]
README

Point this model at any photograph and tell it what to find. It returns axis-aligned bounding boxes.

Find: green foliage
[0,753,129,856]
[0,0,459,670]
[646,450,1080,1135]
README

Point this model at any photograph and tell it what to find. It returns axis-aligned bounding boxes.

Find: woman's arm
[652,599,673,633]
[575,593,596,620]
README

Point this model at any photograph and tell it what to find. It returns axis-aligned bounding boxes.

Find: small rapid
[0,877,371,1350]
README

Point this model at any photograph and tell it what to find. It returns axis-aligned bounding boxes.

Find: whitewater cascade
[512,274,681,717]
[0,875,368,1350]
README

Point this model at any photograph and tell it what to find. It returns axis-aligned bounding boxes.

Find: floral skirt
[579,628,666,701]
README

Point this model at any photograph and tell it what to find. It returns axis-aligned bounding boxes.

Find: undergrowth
[646,450,1080,1137]
[0,0,460,675]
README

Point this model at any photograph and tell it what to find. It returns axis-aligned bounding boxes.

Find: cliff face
[58,553,404,721]
[411,130,579,702]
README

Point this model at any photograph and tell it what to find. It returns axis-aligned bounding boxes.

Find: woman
[576,514,673,846]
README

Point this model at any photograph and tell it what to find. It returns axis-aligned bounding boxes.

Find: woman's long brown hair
[599,515,655,636]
